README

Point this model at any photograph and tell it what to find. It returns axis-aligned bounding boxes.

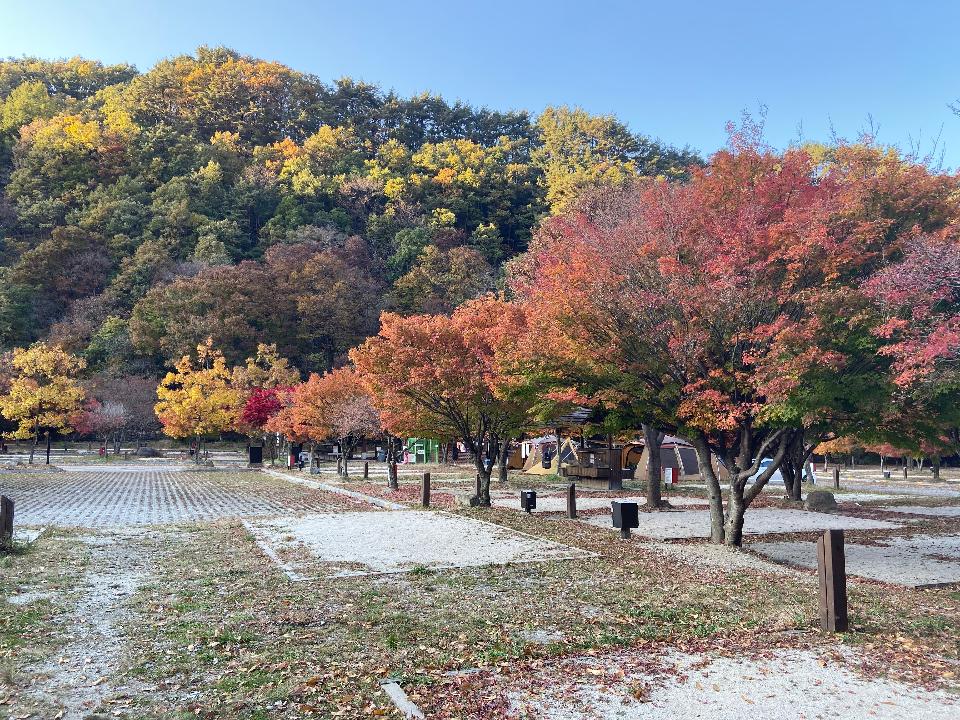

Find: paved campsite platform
[492,494,710,512]
[582,507,900,539]
[877,505,960,517]
[752,534,960,587]
[0,467,369,527]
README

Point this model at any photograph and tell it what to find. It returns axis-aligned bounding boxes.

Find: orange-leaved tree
[351,295,534,505]
[267,367,379,477]
[511,141,899,545]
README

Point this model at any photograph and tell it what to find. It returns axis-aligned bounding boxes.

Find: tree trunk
[780,432,808,502]
[29,432,38,465]
[692,435,725,544]
[496,438,510,483]
[723,489,747,547]
[642,424,666,509]
[341,439,350,479]
[933,455,941,481]
[475,467,493,506]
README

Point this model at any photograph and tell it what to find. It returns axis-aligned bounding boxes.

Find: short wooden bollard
[363,461,369,479]
[567,483,577,519]
[0,495,13,550]
[421,472,431,507]
[902,466,908,481]
[816,529,848,633]
[832,466,840,490]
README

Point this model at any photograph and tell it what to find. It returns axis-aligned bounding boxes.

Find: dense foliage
[0,47,698,376]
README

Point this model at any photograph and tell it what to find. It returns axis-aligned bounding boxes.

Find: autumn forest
[0,46,697,374]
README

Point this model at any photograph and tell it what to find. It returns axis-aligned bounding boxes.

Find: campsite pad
[504,648,958,720]
[834,482,960,498]
[1,467,362,528]
[492,494,709,512]
[581,508,899,540]
[752,534,960,587]
[245,510,593,578]
[876,505,960,517]
[832,492,900,503]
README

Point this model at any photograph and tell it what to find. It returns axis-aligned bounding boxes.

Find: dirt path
[16,530,160,719]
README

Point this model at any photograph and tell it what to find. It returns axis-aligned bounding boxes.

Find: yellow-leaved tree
[0,342,87,464]
[155,339,240,461]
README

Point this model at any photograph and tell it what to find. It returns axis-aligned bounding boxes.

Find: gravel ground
[644,541,801,576]
[832,492,900,502]
[581,508,900,539]
[491,495,709,512]
[15,531,160,719]
[245,510,593,577]
[834,480,960,498]
[877,505,960,517]
[509,648,958,719]
[752,534,960,587]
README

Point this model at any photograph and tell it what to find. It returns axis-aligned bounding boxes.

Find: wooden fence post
[567,483,577,519]
[0,496,13,550]
[832,466,840,490]
[363,461,369,479]
[816,529,848,633]
[422,472,431,507]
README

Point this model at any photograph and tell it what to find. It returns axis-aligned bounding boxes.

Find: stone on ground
[804,490,837,511]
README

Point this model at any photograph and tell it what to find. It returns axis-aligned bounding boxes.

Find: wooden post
[363,461,369,479]
[0,496,13,550]
[816,529,848,633]
[902,466,908,481]
[832,466,840,490]
[422,472,431,507]
[567,482,577,519]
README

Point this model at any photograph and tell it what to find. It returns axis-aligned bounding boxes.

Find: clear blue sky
[3,0,959,167]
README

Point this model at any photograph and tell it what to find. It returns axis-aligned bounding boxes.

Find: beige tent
[626,436,727,482]
[520,437,580,475]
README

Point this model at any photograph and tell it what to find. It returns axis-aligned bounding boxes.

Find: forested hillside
[0,46,699,375]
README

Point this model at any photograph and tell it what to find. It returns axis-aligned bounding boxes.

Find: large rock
[136,446,159,457]
[452,491,481,507]
[804,490,837,512]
